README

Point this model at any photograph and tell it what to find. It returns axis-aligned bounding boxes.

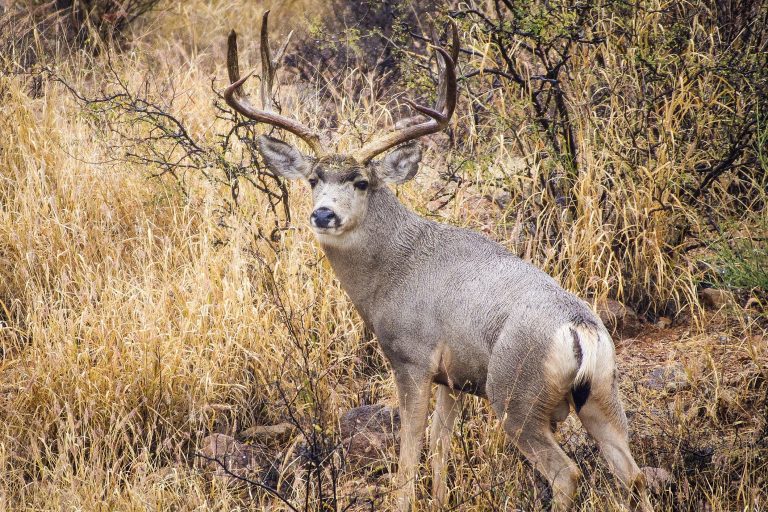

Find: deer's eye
[308,178,318,188]
[354,180,369,191]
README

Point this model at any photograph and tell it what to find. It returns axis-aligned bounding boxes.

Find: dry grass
[1,0,766,510]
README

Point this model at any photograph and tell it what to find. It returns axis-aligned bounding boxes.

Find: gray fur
[320,185,593,397]
[259,139,652,512]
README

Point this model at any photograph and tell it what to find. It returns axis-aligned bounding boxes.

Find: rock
[642,466,673,493]
[199,433,262,481]
[241,422,296,442]
[340,404,400,439]
[340,404,400,470]
[595,299,640,333]
[699,288,735,309]
[342,431,396,470]
[644,364,690,392]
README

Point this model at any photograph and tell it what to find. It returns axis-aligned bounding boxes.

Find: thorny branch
[45,60,292,231]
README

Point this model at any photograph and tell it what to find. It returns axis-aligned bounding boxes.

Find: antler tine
[352,21,458,164]
[436,22,459,112]
[259,12,276,113]
[259,11,293,112]
[224,12,326,157]
[448,21,459,71]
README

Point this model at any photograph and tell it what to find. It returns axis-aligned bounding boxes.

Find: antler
[224,11,327,157]
[351,22,459,164]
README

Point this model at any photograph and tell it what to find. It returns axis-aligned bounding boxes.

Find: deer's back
[369,221,600,384]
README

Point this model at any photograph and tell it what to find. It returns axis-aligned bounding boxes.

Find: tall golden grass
[0,0,765,510]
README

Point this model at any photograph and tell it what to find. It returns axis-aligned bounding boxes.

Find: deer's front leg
[430,385,460,509]
[393,366,432,512]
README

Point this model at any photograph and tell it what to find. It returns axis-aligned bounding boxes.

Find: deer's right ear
[256,135,312,180]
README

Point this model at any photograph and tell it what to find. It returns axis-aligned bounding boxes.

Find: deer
[224,12,653,512]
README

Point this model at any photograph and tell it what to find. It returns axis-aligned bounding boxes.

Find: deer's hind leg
[576,377,653,512]
[498,410,581,511]
[487,367,581,511]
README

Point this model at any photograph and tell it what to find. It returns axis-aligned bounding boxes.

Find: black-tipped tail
[572,381,591,412]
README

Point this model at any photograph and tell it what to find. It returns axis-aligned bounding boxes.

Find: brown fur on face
[311,156,372,183]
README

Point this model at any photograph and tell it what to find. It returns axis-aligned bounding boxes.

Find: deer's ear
[256,135,312,180]
[375,143,422,184]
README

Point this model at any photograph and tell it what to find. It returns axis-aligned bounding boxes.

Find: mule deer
[225,12,652,512]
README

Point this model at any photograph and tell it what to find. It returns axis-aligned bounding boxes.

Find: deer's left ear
[374,143,422,184]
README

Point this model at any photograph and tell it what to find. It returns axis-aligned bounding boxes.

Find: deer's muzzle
[310,207,339,229]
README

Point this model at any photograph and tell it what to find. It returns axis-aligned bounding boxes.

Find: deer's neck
[316,186,427,323]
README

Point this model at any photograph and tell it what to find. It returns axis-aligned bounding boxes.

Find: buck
[225,13,652,512]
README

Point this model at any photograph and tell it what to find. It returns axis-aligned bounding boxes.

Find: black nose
[311,207,337,228]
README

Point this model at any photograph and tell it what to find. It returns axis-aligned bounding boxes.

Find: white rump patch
[550,323,615,388]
